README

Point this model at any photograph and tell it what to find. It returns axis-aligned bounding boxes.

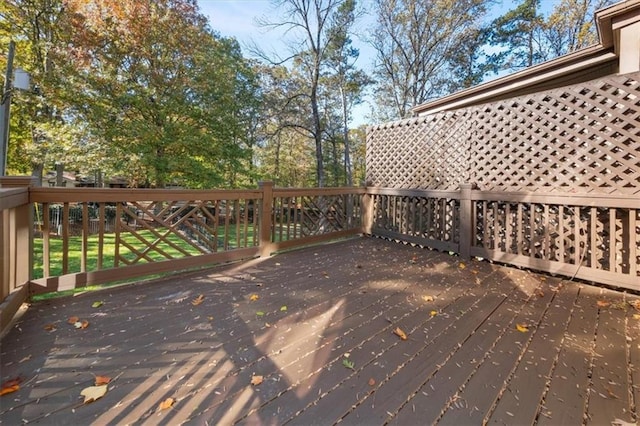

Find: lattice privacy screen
[367,72,640,194]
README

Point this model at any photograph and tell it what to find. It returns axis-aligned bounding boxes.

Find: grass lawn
[33,225,257,279]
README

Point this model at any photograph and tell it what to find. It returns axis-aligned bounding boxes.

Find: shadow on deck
[1,237,639,425]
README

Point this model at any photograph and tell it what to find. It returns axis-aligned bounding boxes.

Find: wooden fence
[1,179,638,335]
[366,186,639,290]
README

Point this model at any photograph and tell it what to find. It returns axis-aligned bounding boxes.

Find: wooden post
[0,175,37,332]
[258,181,273,257]
[459,183,474,260]
[361,189,374,235]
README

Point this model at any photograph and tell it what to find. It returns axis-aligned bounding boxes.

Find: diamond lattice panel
[367,111,472,190]
[367,72,640,194]
[471,73,640,194]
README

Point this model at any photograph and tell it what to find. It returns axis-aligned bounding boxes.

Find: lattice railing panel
[367,111,472,190]
[367,72,640,194]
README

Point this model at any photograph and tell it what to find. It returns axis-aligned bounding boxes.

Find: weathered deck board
[1,237,639,425]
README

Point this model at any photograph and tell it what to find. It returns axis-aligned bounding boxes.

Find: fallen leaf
[207,316,214,321]
[19,355,31,363]
[540,277,546,281]
[342,358,355,370]
[537,290,545,298]
[630,300,640,311]
[368,378,376,386]
[0,377,22,396]
[256,311,265,317]
[80,385,107,403]
[597,300,610,308]
[74,320,89,329]
[191,294,204,306]
[68,316,80,324]
[95,376,111,386]
[633,314,640,320]
[430,310,438,317]
[394,327,408,340]
[458,263,466,269]
[422,295,434,302]
[158,397,175,410]
[92,301,104,308]
[516,324,529,332]
[471,269,479,275]
[0,384,19,396]
[265,323,271,328]
[280,306,287,312]
[44,323,57,331]
[249,294,259,302]
[251,375,263,386]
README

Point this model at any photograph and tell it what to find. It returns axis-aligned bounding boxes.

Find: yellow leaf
[0,384,19,396]
[516,324,529,333]
[394,327,408,340]
[422,295,434,302]
[80,385,108,403]
[280,305,287,312]
[191,294,204,306]
[430,310,437,317]
[251,375,263,386]
[158,397,175,411]
[597,300,610,308]
[633,314,640,320]
[95,376,111,386]
[458,263,466,269]
[249,294,259,302]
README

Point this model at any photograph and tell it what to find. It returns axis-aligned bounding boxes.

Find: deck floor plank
[0,237,635,425]
[537,285,601,425]
[487,281,579,425]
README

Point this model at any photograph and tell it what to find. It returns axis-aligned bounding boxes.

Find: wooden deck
[1,237,639,425]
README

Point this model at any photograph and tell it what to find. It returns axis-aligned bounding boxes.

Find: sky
[195,1,570,126]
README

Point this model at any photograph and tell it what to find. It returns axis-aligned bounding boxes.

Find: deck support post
[258,181,274,257]
[0,175,37,332]
[361,189,374,235]
[459,183,475,260]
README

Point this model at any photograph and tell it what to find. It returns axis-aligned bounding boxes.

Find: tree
[324,0,370,186]
[57,0,259,188]
[259,0,355,187]
[544,0,613,58]
[371,0,490,119]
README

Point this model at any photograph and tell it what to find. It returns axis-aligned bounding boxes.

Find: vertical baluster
[574,207,581,265]
[42,202,50,277]
[62,202,70,274]
[590,207,597,269]
[558,205,565,263]
[82,203,89,272]
[543,204,550,260]
[608,208,615,273]
[98,203,105,269]
[516,203,523,255]
[629,209,637,277]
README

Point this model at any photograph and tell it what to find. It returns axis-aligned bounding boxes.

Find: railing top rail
[0,187,29,210]
[273,187,366,197]
[471,190,640,209]
[29,187,264,203]
[366,187,461,199]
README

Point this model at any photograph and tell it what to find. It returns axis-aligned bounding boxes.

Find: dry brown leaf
[633,314,640,320]
[191,294,204,306]
[471,269,479,275]
[74,320,89,329]
[597,300,610,308]
[458,263,466,269]
[158,397,175,411]
[394,327,408,340]
[430,310,437,317]
[516,324,529,333]
[95,376,111,386]
[251,375,263,386]
[68,316,79,324]
[44,323,57,331]
[422,295,434,302]
[537,290,545,298]
[368,378,376,386]
[249,294,259,302]
[630,300,640,311]
[80,385,107,403]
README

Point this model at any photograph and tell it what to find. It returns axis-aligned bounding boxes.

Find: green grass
[33,225,257,279]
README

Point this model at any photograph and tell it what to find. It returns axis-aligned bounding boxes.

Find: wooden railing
[368,186,640,290]
[1,179,638,333]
